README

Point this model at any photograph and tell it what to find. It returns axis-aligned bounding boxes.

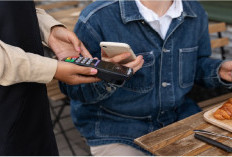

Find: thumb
[68,32,81,52]
[72,65,98,76]
[101,49,108,57]
[80,42,92,58]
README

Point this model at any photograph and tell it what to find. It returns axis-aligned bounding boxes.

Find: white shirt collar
[135,0,183,22]
[135,0,183,39]
[166,0,183,18]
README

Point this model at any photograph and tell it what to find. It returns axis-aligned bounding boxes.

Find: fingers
[69,31,81,52]
[133,58,144,73]
[220,71,232,82]
[219,61,232,82]
[101,48,132,63]
[80,42,92,58]
[110,52,131,63]
[71,75,101,85]
[101,49,109,61]
[124,55,143,67]
[69,65,101,84]
[124,55,144,73]
[68,31,92,58]
[55,61,101,85]
[101,48,144,73]
[101,49,108,57]
[72,65,98,76]
[103,51,131,63]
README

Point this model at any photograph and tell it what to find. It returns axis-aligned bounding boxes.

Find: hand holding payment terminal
[63,56,133,86]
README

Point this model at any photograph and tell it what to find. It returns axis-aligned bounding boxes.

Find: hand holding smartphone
[100,42,136,64]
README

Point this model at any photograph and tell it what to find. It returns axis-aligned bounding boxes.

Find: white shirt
[135,0,183,39]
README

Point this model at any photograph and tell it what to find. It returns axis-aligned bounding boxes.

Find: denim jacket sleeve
[59,19,117,104]
[195,12,232,88]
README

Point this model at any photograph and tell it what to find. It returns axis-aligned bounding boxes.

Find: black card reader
[63,56,133,86]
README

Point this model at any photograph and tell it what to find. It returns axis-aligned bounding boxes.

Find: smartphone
[100,42,136,64]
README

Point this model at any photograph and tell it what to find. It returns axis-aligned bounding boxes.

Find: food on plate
[213,98,232,120]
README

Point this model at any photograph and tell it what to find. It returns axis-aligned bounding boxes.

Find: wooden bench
[46,79,66,102]
[36,1,79,11]
[209,22,229,60]
[36,1,90,31]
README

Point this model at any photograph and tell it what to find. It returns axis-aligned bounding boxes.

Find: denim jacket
[60,0,231,152]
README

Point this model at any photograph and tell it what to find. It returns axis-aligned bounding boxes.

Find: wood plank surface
[56,17,78,31]
[49,7,83,20]
[209,22,227,34]
[182,126,231,156]
[50,93,66,101]
[211,38,229,48]
[47,89,63,97]
[134,102,232,156]
[198,138,232,156]
[46,79,67,101]
[36,1,79,10]
[47,85,59,92]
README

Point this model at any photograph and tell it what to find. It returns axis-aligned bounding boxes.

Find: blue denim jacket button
[162,82,168,87]
[106,86,112,92]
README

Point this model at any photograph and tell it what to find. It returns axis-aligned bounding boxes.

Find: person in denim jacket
[60,0,232,155]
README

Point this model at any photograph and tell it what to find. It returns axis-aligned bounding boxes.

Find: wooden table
[134,103,232,156]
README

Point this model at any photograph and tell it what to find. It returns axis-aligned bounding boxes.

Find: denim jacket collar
[119,0,197,24]
[119,0,144,24]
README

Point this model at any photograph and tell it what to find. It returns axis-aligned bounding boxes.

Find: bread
[213,99,232,120]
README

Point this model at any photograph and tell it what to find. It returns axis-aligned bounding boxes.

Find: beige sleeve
[36,8,64,45]
[0,40,58,86]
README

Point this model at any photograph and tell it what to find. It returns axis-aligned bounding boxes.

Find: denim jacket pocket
[179,46,198,88]
[122,51,155,93]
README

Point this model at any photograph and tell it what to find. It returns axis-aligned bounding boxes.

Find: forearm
[0,40,57,86]
[36,8,64,45]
